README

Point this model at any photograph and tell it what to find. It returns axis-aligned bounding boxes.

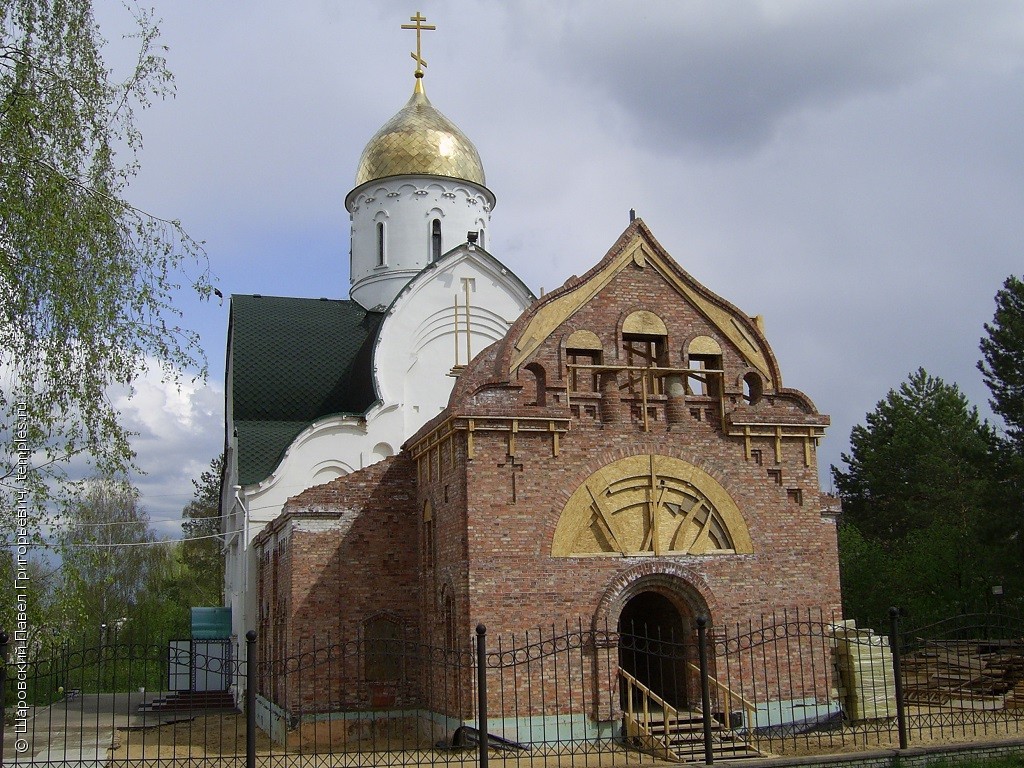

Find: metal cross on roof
[401,11,436,78]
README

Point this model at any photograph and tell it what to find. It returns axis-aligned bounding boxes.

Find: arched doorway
[618,590,695,708]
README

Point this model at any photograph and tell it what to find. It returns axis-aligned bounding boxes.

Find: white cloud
[110,363,223,533]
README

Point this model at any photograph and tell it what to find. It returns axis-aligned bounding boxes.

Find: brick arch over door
[592,561,718,633]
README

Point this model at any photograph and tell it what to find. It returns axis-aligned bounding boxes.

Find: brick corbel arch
[592,560,718,634]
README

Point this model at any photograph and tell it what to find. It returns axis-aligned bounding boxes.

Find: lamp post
[992,585,1005,632]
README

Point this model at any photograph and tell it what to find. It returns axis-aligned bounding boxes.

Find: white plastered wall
[223,245,533,656]
[347,176,494,311]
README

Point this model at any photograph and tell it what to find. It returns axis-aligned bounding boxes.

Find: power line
[3,531,228,549]
[57,531,227,548]
[56,510,231,528]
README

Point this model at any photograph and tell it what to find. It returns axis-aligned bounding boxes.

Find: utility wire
[57,511,230,528]
[4,531,229,549]
[57,531,227,548]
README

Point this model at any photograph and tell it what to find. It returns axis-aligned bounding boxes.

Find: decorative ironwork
[8,608,1024,766]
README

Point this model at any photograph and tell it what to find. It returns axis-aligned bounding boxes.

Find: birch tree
[0,0,212,540]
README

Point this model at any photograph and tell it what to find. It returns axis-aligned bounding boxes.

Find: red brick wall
[254,455,422,712]
[433,249,841,716]
[258,224,843,722]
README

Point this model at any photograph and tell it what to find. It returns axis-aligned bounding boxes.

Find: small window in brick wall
[423,502,436,571]
[567,349,600,391]
[687,336,723,397]
[524,362,547,406]
[743,371,763,405]
[365,616,404,681]
[687,355,722,396]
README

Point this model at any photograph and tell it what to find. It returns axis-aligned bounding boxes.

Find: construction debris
[830,621,897,722]
[901,639,1024,710]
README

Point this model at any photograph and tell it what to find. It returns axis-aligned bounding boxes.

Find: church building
[220,13,534,650]
[222,12,841,744]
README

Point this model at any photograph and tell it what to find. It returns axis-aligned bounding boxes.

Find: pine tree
[833,369,1003,621]
[180,455,224,606]
[979,275,1024,448]
[978,275,1024,583]
[834,368,992,540]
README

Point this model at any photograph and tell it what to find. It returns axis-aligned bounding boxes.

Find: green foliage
[979,275,1024,448]
[11,457,226,647]
[978,275,1024,566]
[0,552,58,651]
[834,369,1010,623]
[179,454,224,606]
[124,543,192,640]
[836,523,891,630]
[53,479,165,637]
[834,368,993,541]
[0,0,212,539]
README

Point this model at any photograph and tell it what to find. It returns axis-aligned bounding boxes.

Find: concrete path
[1,691,176,767]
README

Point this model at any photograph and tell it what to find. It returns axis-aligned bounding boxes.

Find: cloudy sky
[94,1,1024,533]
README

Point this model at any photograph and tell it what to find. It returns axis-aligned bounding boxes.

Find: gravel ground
[106,710,1024,765]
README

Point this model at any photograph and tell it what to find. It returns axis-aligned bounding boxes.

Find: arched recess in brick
[599,564,717,709]
[363,612,404,681]
[686,335,723,397]
[742,371,763,405]
[564,329,603,393]
[523,362,547,406]
[620,310,669,395]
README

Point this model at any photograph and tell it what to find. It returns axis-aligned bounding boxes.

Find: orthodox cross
[401,11,436,78]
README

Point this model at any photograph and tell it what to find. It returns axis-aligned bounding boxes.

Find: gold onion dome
[354,81,486,187]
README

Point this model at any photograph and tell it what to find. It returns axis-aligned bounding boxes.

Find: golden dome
[354,81,486,187]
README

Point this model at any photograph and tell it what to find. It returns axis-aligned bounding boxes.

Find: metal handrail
[619,668,685,761]
[685,661,757,726]
[621,667,684,722]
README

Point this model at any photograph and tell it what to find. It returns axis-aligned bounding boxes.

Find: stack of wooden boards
[901,639,1024,710]
[830,621,897,722]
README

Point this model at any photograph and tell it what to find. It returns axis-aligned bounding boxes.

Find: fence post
[1,629,8,768]
[696,615,714,765]
[476,624,488,768]
[888,607,908,750]
[246,630,257,768]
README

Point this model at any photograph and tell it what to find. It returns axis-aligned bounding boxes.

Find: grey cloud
[509,0,1024,155]
[86,0,1024,510]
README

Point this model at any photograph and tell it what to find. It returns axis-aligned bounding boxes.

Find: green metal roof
[229,295,383,485]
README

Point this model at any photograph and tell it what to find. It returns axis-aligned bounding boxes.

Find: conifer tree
[978,275,1024,578]
[834,368,992,541]
[833,369,1003,622]
[979,275,1024,448]
[180,455,224,606]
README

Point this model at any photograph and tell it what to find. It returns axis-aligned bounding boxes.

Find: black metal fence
[5,608,1024,767]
